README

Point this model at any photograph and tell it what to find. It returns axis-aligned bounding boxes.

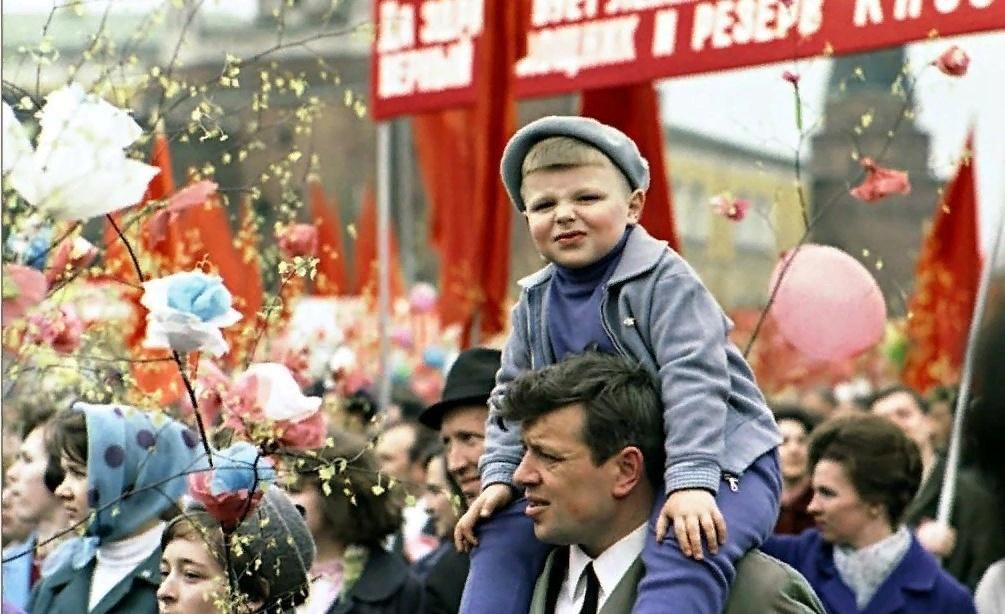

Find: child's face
[522,162,643,269]
[54,454,89,525]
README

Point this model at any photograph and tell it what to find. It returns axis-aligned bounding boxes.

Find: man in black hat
[418,347,501,614]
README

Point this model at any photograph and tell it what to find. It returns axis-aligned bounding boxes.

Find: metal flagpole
[377,122,392,412]
[936,211,1005,524]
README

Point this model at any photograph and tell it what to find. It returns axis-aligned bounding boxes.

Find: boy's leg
[633,451,782,614]
[459,498,553,614]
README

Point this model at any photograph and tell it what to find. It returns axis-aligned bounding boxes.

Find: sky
[4,1,1003,251]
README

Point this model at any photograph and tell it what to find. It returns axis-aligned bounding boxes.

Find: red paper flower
[180,359,232,424]
[710,193,751,221]
[782,70,800,84]
[274,409,327,450]
[278,224,319,258]
[2,265,48,325]
[934,46,969,77]
[26,305,85,354]
[46,236,98,284]
[850,158,911,203]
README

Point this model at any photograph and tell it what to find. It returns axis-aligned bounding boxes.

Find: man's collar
[567,522,647,601]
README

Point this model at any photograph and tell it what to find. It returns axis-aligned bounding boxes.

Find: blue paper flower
[209,442,276,496]
[5,224,53,271]
[166,271,233,322]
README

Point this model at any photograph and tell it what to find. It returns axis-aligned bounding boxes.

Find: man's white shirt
[555,523,648,614]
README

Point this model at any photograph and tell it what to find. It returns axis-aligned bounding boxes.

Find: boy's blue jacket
[481,225,781,494]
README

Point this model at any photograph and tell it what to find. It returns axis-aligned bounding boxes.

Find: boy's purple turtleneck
[547,225,634,361]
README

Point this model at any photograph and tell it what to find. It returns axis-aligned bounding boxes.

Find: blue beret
[500,115,650,212]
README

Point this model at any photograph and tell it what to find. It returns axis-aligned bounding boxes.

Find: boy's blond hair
[521,136,632,195]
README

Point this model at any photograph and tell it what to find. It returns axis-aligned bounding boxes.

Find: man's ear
[627,189,645,224]
[611,447,645,499]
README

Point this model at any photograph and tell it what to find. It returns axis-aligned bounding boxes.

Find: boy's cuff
[480,462,518,490]
[665,459,721,495]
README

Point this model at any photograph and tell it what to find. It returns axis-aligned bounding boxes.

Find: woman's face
[778,419,810,483]
[807,459,882,547]
[6,427,64,527]
[53,453,89,526]
[157,536,227,614]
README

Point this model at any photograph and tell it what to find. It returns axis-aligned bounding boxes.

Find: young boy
[30,402,206,613]
[453,116,783,613]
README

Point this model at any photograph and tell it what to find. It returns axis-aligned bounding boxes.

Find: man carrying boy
[454,116,782,613]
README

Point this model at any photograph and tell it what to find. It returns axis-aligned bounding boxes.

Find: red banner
[372,0,1005,119]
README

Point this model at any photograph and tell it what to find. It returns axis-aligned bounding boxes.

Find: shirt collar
[567,522,647,603]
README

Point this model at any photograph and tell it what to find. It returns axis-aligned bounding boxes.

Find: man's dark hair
[772,405,819,435]
[408,422,443,468]
[809,413,922,525]
[501,352,665,488]
[869,384,929,414]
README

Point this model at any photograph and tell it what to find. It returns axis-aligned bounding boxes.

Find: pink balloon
[409,282,438,313]
[768,244,886,362]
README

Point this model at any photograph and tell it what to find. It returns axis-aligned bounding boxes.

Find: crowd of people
[2,115,1003,614]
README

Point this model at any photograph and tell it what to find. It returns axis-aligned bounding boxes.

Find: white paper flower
[141,271,242,356]
[4,83,160,221]
[242,362,321,422]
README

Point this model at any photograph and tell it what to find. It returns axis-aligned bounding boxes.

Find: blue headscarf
[46,402,208,572]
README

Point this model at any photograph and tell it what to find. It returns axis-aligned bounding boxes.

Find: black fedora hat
[419,347,501,430]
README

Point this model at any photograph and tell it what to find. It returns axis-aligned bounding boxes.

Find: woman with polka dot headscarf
[29,402,208,613]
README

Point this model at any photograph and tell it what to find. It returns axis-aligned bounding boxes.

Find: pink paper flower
[45,236,98,284]
[222,363,325,450]
[850,158,911,203]
[933,46,969,77]
[278,224,319,258]
[782,70,800,84]
[26,305,85,354]
[146,180,219,246]
[2,265,48,325]
[710,193,751,221]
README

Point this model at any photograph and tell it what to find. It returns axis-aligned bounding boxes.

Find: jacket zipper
[599,288,630,358]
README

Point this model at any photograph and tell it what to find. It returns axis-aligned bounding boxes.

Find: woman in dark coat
[762,414,975,614]
[288,431,422,614]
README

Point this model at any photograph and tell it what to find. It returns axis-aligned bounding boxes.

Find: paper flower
[26,305,85,354]
[45,236,98,284]
[140,271,242,356]
[3,83,160,221]
[278,223,319,258]
[145,180,218,246]
[934,46,969,77]
[782,70,800,84]
[187,442,277,531]
[4,219,53,271]
[710,193,751,221]
[223,363,325,450]
[408,282,438,313]
[2,265,48,325]
[850,158,911,203]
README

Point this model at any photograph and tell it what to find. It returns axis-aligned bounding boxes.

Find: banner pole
[377,121,392,412]
[936,210,1005,524]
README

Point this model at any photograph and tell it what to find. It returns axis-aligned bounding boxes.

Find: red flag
[412,0,525,343]
[581,82,680,251]
[903,134,981,393]
[309,177,350,295]
[225,197,264,365]
[353,185,404,299]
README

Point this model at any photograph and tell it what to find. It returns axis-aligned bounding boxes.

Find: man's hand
[453,483,513,553]
[916,519,956,558]
[656,489,727,560]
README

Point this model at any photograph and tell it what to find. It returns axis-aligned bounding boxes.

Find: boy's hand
[656,489,727,560]
[453,483,513,553]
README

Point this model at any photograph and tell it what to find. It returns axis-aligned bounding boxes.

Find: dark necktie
[580,562,600,614]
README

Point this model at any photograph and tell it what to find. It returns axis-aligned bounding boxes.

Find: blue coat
[2,536,35,610]
[762,530,975,614]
